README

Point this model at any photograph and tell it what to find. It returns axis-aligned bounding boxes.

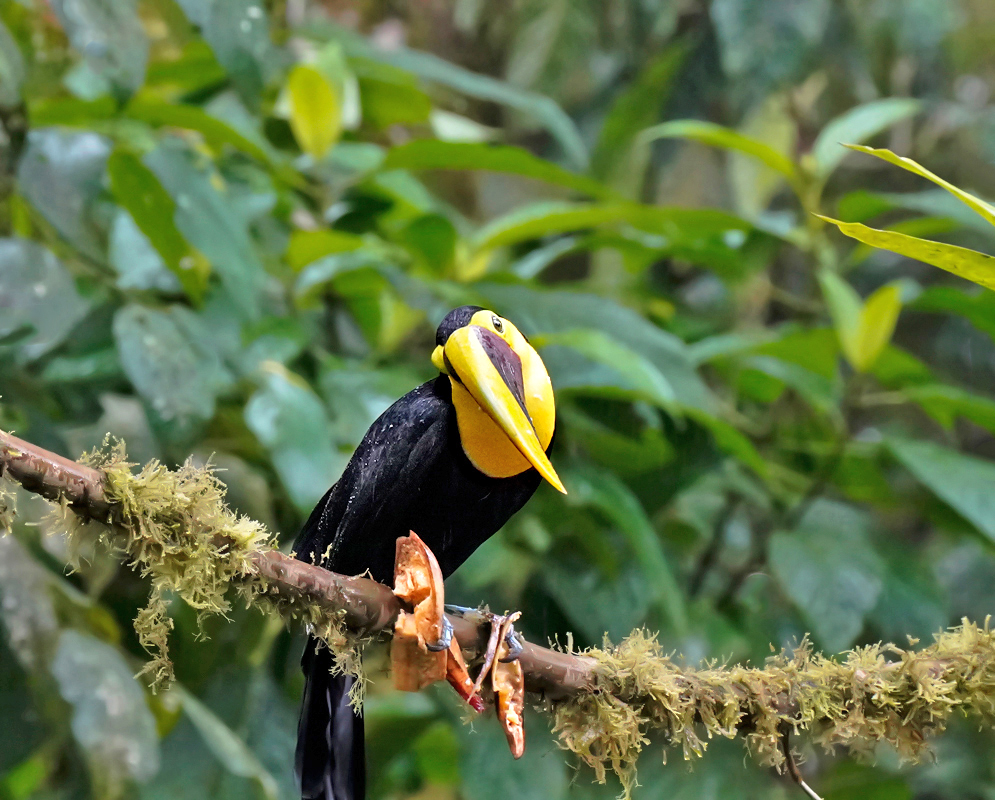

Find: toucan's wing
[293,380,451,582]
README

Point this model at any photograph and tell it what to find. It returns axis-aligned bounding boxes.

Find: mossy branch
[3,431,995,797]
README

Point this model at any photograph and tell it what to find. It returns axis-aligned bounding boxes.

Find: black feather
[294,371,544,800]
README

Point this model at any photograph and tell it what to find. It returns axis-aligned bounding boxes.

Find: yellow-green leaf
[852,284,902,373]
[287,65,340,160]
[820,214,995,292]
[817,270,862,368]
[638,119,799,183]
[845,144,995,230]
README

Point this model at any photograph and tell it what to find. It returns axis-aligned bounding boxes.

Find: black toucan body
[294,305,564,800]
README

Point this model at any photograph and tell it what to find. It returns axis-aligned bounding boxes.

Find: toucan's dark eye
[492,315,504,333]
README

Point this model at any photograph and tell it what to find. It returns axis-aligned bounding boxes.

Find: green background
[2,0,995,798]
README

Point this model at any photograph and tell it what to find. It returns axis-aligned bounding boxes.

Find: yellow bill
[442,325,566,494]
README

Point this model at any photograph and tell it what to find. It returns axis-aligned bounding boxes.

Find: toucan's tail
[296,637,366,800]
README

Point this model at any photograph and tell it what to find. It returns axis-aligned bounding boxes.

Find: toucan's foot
[425,615,453,652]
[468,610,522,700]
[499,625,523,663]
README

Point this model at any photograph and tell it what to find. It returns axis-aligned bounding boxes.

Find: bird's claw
[499,626,523,662]
[425,615,453,652]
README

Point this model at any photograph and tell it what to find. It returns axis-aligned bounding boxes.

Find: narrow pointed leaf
[853,283,902,372]
[819,214,995,292]
[845,144,995,229]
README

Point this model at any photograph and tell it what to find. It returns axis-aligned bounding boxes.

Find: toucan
[294,305,564,800]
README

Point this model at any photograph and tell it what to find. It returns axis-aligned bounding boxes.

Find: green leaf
[472,201,752,252]
[0,612,45,774]
[819,214,995,292]
[244,365,342,512]
[125,98,274,165]
[353,58,432,128]
[51,630,160,784]
[537,329,677,414]
[768,501,884,652]
[477,284,713,411]
[818,271,901,372]
[382,141,614,199]
[175,687,279,800]
[0,18,25,106]
[592,44,687,187]
[888,437,995,543]
[108,210,182,293]
[852,283,902,373]
[176,0,275,100]
[913,285,995,342]
[286,228,364,271]
[0,238,90,361]
[905,384,995,435]
[564,464,687,634]
[818,270,862,363]
[113,304,231,431]
[50,0,148,95]
[638,119,799,183]
[17,129,110,260]
[740,355,839,416]
[108,149,210,303]
[459,710,567,800]
[287,64,340,160]
[334,26,588,170]
[145,141,267,320]
[845,144,995,229]
[812,99,921,178]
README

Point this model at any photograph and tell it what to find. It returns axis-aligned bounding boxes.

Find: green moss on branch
[552,622,995,796]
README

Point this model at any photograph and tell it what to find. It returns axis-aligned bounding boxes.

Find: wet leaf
[244,365,342,511]
[113,304,231,430]
[0,238,89,361]
[108,149,210,302]
[17,129,110,259]
[50,0,148,95]
[51,630,160,784]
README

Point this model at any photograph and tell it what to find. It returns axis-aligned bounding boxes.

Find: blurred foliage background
[2,0,995,798]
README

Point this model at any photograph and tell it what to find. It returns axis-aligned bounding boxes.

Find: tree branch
[3,430,995,798]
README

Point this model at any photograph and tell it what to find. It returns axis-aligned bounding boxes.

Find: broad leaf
[287,64,340,160]
[852,283,902,373]
[0,239,89,361]
[536,329,678,415]
[564,464,687,634]
[51,630,160,784]
[244,365,342,512]
[145,141,267,320]
[820,215,995,292]
[17,129,110,260]
[114,304,231,431]
[176,687,279,800]
[769,500,884,652]
[889,437,995,543]
[108,149,210,302]
[50,0,148,95]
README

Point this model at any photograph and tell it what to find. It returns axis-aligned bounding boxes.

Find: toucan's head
[432,306,565,494]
